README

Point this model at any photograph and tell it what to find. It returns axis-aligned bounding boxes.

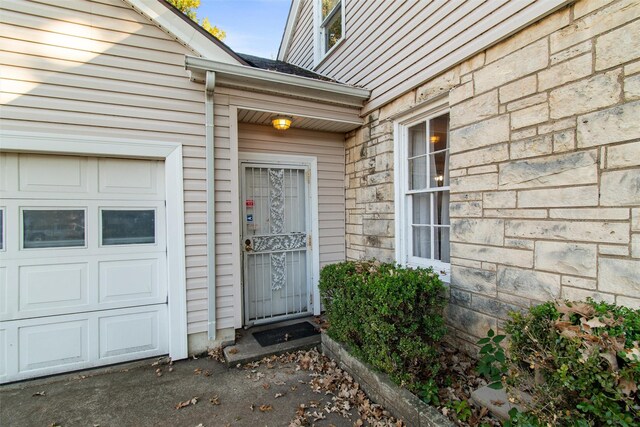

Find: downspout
[205,71,217,341]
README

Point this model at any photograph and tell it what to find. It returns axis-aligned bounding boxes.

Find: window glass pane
[412,193,431,225]
[429,113,449,152]
[412,226,431,259]
[434,191,450,226]
[409,122,426,157]
[434,226,450,263]
[23,209,85,249]
[321,0,340,19]
[102,210,155,245]
[324,10,342,51]
[409,157,427,190]
[0,209,3,250]
[429,151,449,188]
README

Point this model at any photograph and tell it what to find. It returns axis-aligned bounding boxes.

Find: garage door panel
[19,262,88,312]
[19,319,89,372]
[19,154,90,193]
[99,310,161,358]
[0,267,7,316]
[0,329,6,377]
[98,158,163,196]
[99,258,164,303]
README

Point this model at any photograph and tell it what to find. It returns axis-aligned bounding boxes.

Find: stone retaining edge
[321,333,455,427]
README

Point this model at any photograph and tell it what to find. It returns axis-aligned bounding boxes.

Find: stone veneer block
[510,136,553,159]
[633,234,640,258]
[600,169,640,206]
[471,294,522,320]
[595,19,640,70]
[451,243,533,268]
[608,141,640,168]
[450,173,498,193]
[475,39,548,94]
[550,40,592,65]
[535,241,597,276]
[562,287,615,303]
[497,266,561,301]
[450,201,483,217]
[624,74,640,101]
[483,191,516,209]
[617,296,640,309]
[549,207,629,220]
[450,90,499,129]
[549,70,621,119]
[510,103,549,129]
[451,266,497,296]
[449,143,509,169]
[598,258,640,298]
[562,275,597,290]
[518,185,598,207]
[499,76,537,103]
[447,304,497,337]
[550,0,638,53]
[498,150,597,189]
[451,218,505,246]
[600,244,630,256]
[538,53,593,91]
[577,101,640,147]
[633,209,640,231]
[450,115,510,152]
[506,219,629,243]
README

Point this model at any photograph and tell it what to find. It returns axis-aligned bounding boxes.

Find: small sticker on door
[245,199,254,208]
[246,214,253,222]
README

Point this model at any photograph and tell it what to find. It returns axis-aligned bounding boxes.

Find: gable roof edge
[122,0,246,65]
[277,0,302,61]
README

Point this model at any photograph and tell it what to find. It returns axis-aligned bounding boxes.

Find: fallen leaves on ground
[176,397,199,409]
[32,391,46,397]
[209,395,220,405]
[259,404,273,412]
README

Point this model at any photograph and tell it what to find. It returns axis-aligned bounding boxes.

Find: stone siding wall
[344,0,640,351]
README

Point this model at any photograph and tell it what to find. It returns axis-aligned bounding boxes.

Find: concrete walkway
[0,352,356,427]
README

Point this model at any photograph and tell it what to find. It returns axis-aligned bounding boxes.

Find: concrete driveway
[0,351,357,427]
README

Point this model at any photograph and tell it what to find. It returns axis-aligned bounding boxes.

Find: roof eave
[186,55,370,108]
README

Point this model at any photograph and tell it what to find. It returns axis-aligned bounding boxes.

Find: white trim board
[237,152,321,318]
[0,130,189,361]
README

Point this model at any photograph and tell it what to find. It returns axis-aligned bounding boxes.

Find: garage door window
[22,209,86,249]
[101,209,155,246]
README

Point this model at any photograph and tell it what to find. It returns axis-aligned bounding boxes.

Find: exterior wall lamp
[271,115,293,130]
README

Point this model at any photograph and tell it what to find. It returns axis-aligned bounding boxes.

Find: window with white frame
[396,111,450,276]
[316,0,344,60]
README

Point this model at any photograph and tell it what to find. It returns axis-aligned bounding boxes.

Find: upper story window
[395,106,450,280]
[315,0,344,64]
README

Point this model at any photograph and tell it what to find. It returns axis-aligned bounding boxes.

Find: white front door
[241,163,312,326]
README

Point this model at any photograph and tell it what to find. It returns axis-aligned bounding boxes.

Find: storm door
[241,163,311,325]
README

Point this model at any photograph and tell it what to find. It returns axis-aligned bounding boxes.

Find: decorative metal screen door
[241,163,311,325]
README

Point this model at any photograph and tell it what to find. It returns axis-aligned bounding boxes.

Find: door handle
[244,239,253,252]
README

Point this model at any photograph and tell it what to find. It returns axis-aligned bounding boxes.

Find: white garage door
[0,153,169,383]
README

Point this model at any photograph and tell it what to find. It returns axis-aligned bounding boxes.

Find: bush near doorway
[318,260,447,391]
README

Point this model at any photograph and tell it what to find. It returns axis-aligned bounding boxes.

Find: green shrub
[504,299,640,426]
[319,260,447,391]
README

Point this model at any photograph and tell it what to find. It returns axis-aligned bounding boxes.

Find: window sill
[314,37,345,69]
[405,258,451,284]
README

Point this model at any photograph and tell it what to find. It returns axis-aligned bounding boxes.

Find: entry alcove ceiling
[237,108,361,133]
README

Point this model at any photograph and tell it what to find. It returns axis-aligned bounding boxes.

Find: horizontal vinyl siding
[284,0,568,114]
[286,0,315,69]
[1,0,211,335]
[238,123,346,268]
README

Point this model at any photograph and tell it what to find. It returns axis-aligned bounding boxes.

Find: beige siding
[284,0,569,114]
[0,0,213,335]
[238,123,347,267]
[286,0,314,70]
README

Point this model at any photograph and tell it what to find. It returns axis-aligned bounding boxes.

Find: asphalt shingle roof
[238,53,337,82]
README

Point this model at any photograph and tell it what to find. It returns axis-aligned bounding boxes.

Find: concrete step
[223,317,321,366]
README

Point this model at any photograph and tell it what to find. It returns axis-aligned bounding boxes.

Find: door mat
[252,321,319,347]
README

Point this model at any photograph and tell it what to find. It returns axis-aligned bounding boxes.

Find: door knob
[244,239,253,252]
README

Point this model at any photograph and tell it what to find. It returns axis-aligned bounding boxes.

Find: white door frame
[238,152,321,324]
[0,130,188,361]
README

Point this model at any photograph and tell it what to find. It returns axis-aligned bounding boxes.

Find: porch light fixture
[272,115,292,130]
